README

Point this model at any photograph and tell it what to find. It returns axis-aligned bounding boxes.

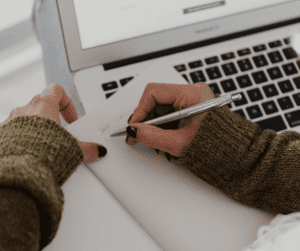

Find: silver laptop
[57,0,300,134]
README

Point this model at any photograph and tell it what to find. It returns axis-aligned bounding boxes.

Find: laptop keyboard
[173,37,300,133]
[102,36,300,133]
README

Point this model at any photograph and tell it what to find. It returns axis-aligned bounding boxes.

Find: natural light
[0,0,35,32]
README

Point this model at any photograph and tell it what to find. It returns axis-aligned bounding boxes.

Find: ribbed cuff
[0,115,85,249]
[0,115,84,187]
[172,94,261,195]
[0,156,64,249]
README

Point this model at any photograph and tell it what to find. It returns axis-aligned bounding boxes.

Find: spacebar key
[255,115,287,132]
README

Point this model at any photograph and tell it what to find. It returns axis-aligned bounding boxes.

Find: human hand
[0,83,107,162]
[126,82,215,158]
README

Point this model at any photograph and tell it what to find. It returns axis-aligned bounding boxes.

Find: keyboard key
[190,70,206,83]
[106,92,116,98]
[268,40,282,48]
[237,48,251,56]
[285,110,300,128]
[233,109,247,118]
[174,64,187,72]
[283,47,298,60]
[188,60,203,69]
[102,81,118,91]
[221,52,235,60]
[205,56,219,65]
[220,79,237,92]
[292,92,300,106]
[253,44,267,52]
[282,62,298,76]
[252,55,268,68]
[284,37,291,45]
[267,67,283,80]
[182,74,189,83]
[268,51,283,64]
[221,63,238,76]
[233,92,248,107]
[262,84,279,98]
[293,76,300,89]
[120,77,134,86]
[252,71,268,84]
[237,59,253,72]
[247,88,264,102]
[255,115,287,132]
[277,96,293,110]
[262,101,278,115]
[206,66,222,80]
[297,60,300,70]
[208,83,221,94]
[246,105,263,119]
[227,103,232,109]
[236,75,253,88]
[278,79,294,93]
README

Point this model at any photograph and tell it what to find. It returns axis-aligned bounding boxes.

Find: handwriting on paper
[97,109,134,145]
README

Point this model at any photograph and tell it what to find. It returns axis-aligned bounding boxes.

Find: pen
[110,93,242,137]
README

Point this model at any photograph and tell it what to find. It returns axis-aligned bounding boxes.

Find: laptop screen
[73,0,292,50]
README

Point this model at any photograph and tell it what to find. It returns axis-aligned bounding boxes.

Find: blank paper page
[44,163,163,251]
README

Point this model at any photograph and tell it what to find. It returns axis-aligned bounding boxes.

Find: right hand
[126,82,216,158]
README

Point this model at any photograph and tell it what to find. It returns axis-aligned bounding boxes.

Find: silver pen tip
[232,94,242,101]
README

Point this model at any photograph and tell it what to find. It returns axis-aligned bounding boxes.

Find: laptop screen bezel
[56,0,300,73]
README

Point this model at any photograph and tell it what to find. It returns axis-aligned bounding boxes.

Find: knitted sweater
[1,93,300,250]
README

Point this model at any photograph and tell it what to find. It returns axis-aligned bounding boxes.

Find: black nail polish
[166,152,172,161]
[126,126,137,139]
[97,145,107,157]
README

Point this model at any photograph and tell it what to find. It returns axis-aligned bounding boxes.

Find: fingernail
[126,126,137,139]
[125,135,129,143]
[97,145,107,159]
[166,152,172,161]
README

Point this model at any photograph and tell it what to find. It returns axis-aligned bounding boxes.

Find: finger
[130,82,211,124]
[127,83,182,145]
[126,136,138,145]
[129,83,183,124]
[127,113,134,124]
[128,122,187,157]
[41,84,78,124]
[127,82,212,148]
[127,117,201,154]
[126,113,138,145]
[78,141,107,162]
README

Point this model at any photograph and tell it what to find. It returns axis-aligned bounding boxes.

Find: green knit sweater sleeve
[0,115,84,250]
[171,93,300,215]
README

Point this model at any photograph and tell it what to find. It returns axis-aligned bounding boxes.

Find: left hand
[0,83,105,163]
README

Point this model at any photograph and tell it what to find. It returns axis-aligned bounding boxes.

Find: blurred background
[0,0,46,124]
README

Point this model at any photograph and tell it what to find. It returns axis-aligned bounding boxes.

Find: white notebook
[61,61,276,251]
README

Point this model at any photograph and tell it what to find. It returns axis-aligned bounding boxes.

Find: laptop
[51,1,300,250]
[57,0,300,133]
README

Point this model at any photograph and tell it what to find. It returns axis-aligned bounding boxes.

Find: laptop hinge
[103,16,300,71]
